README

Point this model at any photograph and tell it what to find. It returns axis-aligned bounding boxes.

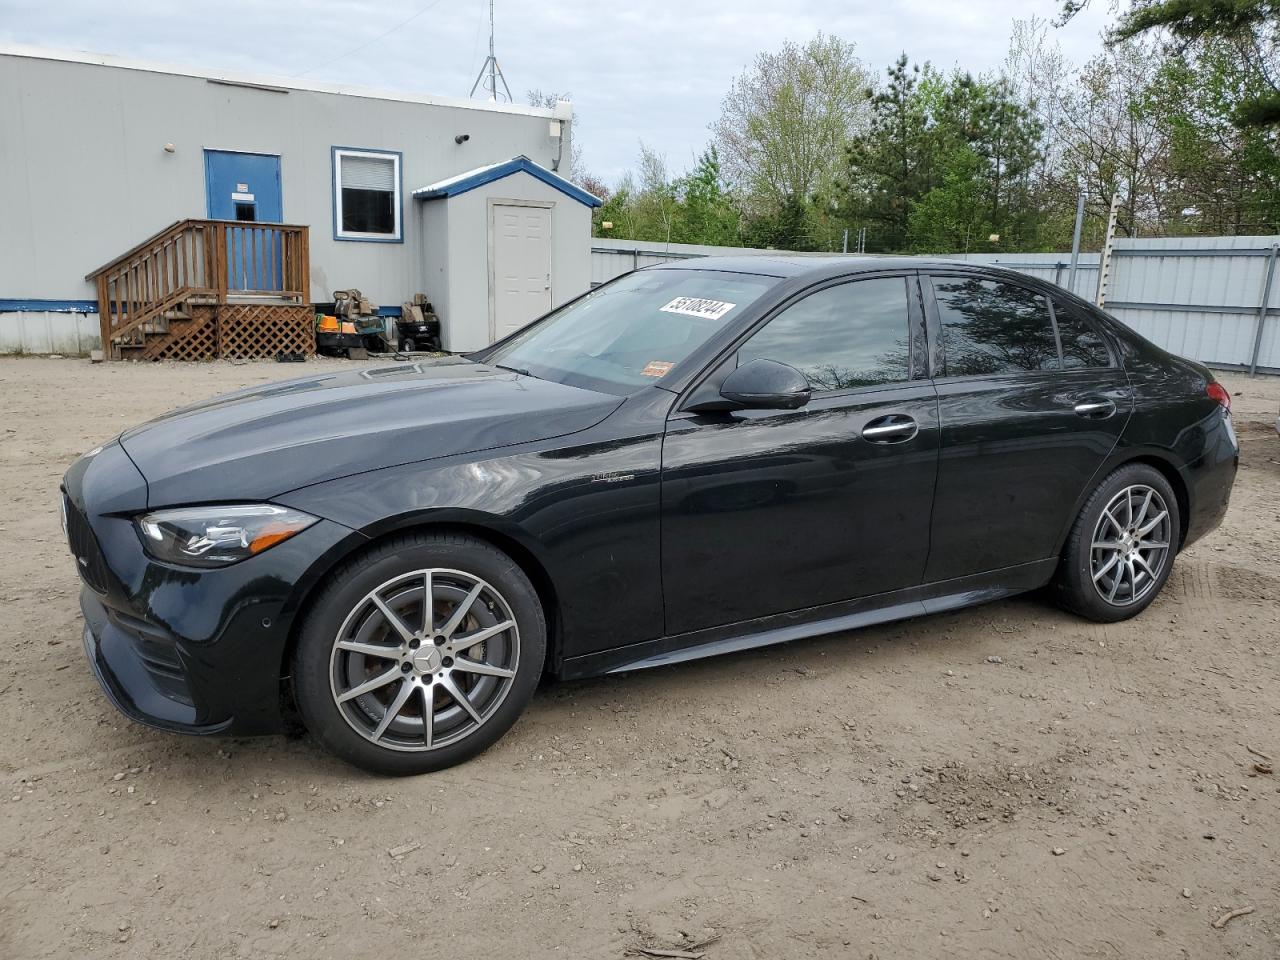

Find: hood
[119,358,622,506]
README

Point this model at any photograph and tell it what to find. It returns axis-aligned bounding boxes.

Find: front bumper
[81,589,228,734]
[64,441,364,736]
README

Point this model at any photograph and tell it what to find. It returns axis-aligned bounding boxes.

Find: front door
[660,274,940,636]
[490,202,552,343]
[204,150,283,291]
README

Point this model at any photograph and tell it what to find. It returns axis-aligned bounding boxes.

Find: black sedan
[62,257,1238,774]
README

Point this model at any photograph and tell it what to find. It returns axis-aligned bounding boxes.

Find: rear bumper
[1180,412,1239,549]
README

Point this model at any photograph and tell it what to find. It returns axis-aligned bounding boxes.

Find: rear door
[922,272,1130,582]
[660,272,939,635]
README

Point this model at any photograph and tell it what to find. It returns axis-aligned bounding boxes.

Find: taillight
[1206,381,1231,412]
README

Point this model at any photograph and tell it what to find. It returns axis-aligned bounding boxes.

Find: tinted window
[932,277,1057,376]
[1053,299,1112,369]
[738,277,911,391]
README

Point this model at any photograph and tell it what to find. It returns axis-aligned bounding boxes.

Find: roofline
[0,42,565,120]
[413,156,602,208]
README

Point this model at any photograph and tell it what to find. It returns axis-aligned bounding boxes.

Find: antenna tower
[470,0,512,102]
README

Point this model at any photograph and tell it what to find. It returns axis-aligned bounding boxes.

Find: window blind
[341,154,395,191]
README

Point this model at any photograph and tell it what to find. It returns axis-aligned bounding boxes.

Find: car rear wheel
[1052,463,1180,623]
[292,532,545,774]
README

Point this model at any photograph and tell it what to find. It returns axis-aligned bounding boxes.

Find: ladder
[1095,192,1121,308]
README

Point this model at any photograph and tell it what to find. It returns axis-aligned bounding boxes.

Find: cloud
[0,0,1114,182]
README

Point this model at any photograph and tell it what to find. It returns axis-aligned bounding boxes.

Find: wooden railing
[87,219,310,354]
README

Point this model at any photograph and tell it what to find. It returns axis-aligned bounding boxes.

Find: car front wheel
[292,532,546,774]
[1052,463,1181,623]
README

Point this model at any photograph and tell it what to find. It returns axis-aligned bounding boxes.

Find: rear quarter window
[1053,299,1114,369]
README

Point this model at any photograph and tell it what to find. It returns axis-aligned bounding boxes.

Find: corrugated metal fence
[592,235,1280,374]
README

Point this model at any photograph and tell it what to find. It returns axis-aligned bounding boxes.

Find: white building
[0,45,600,355]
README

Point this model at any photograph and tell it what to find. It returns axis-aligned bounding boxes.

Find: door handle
[1073,399,1116,419]
[862,415,918,443]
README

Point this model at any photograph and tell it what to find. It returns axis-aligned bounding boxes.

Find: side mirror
[719,358,811,410]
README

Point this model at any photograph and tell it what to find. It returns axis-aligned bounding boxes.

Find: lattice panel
[142,307,218,362]
[218,304,317,360]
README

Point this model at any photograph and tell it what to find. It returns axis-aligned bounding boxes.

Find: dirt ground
[1,355,1277,960]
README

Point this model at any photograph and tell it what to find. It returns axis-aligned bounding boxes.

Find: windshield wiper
[493,363,532,377]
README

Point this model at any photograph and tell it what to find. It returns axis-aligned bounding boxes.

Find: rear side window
[931,277,1057,376]
[737,276,912,391]
[1053,299,1113,369]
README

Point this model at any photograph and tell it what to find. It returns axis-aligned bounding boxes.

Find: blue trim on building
[413,156,603,208]
[331,146,405,244]
[0,299,99,313]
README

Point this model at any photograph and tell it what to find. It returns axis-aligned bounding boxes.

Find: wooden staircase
[87,219,313,361]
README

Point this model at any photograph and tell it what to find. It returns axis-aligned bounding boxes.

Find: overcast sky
[0,0,1113,182]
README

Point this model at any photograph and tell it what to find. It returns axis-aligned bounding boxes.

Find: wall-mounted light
[454,133,470,145]
[163,142,176,154]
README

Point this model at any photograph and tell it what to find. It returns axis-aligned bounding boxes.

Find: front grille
[64,496,109,593]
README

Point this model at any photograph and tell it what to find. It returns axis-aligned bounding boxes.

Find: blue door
[204,150,283,291]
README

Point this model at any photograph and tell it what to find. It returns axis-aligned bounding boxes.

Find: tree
[843,61,1042,253]
[1052,39,1173,238]
[592,144,742,245]
[907,147,994,252]
[525,88,603,193]
[671,147,741,246]
[711,34,873,217]
[1142,40,1280,232]
[842,55,937,251]
[1059,0,1280,128]
[936,75,1044,245]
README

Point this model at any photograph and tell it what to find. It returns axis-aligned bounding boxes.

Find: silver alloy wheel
[329,568,520,752]
[1089,484,1172,607]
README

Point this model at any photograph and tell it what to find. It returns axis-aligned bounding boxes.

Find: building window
[333,148,402,241]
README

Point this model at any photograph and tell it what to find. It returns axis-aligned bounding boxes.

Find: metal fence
[592,235,1280,374]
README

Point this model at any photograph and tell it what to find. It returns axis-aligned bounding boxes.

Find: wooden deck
[87,219,314,360]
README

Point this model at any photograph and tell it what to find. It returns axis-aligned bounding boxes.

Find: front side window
[334,148,401,241]
[1053,298,1113,369]
[485,269,777,396]
[932,277,1057,376]
[737,277,912,391]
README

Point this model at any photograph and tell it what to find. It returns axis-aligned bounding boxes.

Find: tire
[401,337,415,353]
[292,531,546,775]
[1052,463,1181,623]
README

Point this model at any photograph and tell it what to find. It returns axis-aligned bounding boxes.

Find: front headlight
[135,504,318,568]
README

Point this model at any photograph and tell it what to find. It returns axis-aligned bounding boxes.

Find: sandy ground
[0,356,1277,960]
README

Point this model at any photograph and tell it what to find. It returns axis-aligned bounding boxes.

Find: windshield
[484,269,778,395]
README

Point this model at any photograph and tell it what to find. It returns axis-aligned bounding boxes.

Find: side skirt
[559,558,1059,680]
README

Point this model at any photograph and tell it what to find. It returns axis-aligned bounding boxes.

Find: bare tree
[1052,39,1172,236]
[526,88,603,194]
[711,34,873,214]
[1004,17,1072,182]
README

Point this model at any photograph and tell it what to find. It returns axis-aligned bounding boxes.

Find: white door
[490,203,552,342]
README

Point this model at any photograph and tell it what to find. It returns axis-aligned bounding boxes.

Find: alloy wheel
[1089,484,1172,607]
[329,568,520,752]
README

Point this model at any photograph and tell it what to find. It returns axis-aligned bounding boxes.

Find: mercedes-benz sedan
[62,257,1238,773]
